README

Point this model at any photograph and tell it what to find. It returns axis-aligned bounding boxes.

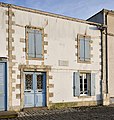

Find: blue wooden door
[34,72,46,107]
[24,72,46,107]
[0,63,7,111]
[24,72,34,107]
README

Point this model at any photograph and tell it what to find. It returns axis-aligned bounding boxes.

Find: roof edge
[103,9,114,15]
[0,2,102,26]
[87,8,114,21]
[87,9,104,21]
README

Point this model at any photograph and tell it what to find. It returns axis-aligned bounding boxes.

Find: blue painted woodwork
[0,63,7,111]
[24,72,46,107]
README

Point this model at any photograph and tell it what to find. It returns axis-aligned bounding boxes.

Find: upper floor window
[26,27,43,59]
[78,35,91,62]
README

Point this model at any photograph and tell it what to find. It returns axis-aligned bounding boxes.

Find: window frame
[79,72,91,96]
[25,73,33,91]
[77,34,91,63]
[36,74,43,91]
[73,71,96,97]
[26,26,44,60]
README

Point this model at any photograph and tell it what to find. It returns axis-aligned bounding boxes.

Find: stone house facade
[0,2,102,111]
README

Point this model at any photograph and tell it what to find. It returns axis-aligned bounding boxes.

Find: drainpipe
[97,22,109,105]
[97,25,105,104]
[103,11,110,105]
[105,12,108,94]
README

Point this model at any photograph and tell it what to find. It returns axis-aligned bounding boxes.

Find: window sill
[78,96,91,98]
[77,59,91,64]
[73,96,92,98]
[27,57,44,61]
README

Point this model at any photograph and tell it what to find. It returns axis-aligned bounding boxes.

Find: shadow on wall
[89,27,98,30]
[96,94,102,100]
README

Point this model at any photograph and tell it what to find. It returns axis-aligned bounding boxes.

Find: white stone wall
[0,7,10,110]
[0,7,8,57]
[0,6,101,108]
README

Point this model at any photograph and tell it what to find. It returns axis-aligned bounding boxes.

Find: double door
[24,72,46,107]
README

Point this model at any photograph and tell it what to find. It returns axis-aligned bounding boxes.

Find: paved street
[1,106,114,120]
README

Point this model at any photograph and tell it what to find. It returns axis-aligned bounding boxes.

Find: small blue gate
[0,62,7,111]
[24,72,46,107]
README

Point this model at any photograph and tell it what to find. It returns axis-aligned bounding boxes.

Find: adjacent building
[88,9,114,105]
[0,2,102,111]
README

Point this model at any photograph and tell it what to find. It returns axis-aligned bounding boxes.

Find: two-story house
[0,2,102,111]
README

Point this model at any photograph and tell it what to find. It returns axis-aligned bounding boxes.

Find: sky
[0,0,114,20]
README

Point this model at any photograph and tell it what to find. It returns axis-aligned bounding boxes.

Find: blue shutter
[28,30,35,58]
[87,73,91,96]
[73,72,80,96]
[79,38,84,61]
[35,31,42,58]
[85,38,90,61]
[0,63,5,111]
[91,73,95,96]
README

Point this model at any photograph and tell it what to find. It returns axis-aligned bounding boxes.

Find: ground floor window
[73,72,95,97]
[80,73,91,96]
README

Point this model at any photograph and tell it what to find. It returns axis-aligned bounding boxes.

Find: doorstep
[0,111,18,119]
[23,107,48,112]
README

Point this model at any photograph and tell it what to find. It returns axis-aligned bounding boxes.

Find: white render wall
[0,7,10,110]
[12,9,101,68]
[12,8,101,106]
[0,6,101,107]
[0,7,8,57]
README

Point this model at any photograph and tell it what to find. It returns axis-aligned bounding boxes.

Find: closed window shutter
[85,38,90,61]
[87,73,91,96]
[73,72,80,96]
[28,30,35,58]
[91,73,96,96]
[35,31,42,58]
[79,38,84,61]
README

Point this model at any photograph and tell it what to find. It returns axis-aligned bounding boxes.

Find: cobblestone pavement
[1,106,114,120]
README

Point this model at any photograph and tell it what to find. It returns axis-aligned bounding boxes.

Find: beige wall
[107,14,114,34]
[108,36,114,97]
[107,14,114,97]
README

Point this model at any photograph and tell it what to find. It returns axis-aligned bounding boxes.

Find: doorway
[24,72,46,107]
